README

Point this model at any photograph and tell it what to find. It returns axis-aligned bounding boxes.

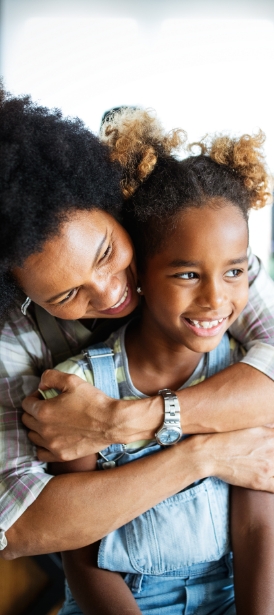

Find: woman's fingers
[22,375,118,459]
[38,368,81,391]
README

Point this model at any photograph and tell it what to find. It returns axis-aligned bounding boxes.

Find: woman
[1,90,274,561]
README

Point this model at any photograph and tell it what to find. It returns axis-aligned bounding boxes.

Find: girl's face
[14,210,138,320]
[139,200,249,354]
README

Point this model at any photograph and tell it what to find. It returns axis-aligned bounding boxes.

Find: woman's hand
[22,369,162,462]
[199,427,274,491]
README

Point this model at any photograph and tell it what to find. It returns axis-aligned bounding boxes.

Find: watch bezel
[155,425,182,446]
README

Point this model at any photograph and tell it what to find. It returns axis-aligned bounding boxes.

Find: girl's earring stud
[21,296,31,315]
[136,286,142,294]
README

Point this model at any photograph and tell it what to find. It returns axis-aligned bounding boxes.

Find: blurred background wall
[1,0,274,268]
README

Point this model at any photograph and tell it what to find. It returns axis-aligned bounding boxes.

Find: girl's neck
[125,313,203,396]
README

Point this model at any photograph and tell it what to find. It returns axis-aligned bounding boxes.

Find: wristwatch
[155,388,182,445]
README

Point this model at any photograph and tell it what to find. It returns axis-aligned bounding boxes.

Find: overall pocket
[98,477,230,575]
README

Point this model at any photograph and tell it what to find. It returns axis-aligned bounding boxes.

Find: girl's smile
[182,315,230,337]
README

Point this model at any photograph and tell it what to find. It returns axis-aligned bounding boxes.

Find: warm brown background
[0,558,63,615]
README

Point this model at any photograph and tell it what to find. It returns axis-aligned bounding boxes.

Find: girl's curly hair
[100,107,187,198]
[0,87,123,319]
[102,108,270,267]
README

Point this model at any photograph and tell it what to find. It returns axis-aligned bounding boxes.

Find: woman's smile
[98,281,133,315]
[13,209,138,320]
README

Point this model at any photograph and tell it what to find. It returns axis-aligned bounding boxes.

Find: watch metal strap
[158,388,181,427]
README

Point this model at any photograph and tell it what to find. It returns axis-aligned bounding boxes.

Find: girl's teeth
[111,287,128,309]
[189,318,224,329]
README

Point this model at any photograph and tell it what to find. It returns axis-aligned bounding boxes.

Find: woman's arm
[22,363,274,461]
[231,487,274,615]
[3,426,274,560]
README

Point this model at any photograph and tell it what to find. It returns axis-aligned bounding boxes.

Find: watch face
[158,428,181,445]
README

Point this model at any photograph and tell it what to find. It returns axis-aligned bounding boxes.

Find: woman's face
[14,210,138,320]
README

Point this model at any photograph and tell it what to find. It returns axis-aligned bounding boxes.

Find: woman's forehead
[13,210,115,293]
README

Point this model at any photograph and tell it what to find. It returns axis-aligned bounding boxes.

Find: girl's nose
[196,280,226,310]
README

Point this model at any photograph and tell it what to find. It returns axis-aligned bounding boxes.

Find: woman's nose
[87,275,123,309]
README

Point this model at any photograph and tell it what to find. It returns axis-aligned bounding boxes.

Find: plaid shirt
[0,251,274,548]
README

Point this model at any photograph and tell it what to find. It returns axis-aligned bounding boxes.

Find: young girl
[44,110,274,615]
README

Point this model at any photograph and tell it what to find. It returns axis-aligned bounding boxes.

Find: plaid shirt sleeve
[230,251,274,379]
[0,307,92,545]
[0,308,54,543]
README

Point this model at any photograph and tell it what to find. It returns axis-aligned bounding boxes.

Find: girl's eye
[225,269,242,278]
[175,272,198,280]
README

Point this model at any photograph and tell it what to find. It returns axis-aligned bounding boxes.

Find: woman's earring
[21,297,31,315]
[136,286,142,294]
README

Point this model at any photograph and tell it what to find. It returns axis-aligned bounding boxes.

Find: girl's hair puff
[103,109,270,268]
[100,107,186,199]
[190,130,269,210]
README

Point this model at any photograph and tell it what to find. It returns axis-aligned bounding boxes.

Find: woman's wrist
[110,395,164,443]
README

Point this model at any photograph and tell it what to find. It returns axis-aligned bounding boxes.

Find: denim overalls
[59,333,236,615]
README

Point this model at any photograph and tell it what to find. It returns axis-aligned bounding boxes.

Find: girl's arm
[51,456,141,615]
[62,543,141,615]
[231,487,274,615]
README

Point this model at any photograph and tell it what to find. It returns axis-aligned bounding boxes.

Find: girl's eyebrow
[226,256,249,265]
[167,255,248,269]
[168,259,202,268]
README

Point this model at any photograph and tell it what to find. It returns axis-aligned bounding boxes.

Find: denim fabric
[61,332,234,613]
[98,475,230,573]
[59,555,235,615]
[85,334,232,574]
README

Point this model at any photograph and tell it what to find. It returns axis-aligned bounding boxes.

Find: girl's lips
[98,282,133,315]
[182,316,228,337]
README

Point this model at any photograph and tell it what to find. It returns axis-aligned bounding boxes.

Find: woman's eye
[175,272,198,280]
[99,244,112,263]
[57,288,77,305]
[225,269,242,278]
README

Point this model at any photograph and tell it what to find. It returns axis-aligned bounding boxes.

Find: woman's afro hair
[0,87,123,317]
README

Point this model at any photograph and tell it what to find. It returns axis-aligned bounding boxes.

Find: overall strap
[34,303,73,365]
[206,333,231,379]
[84,343,119,399]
